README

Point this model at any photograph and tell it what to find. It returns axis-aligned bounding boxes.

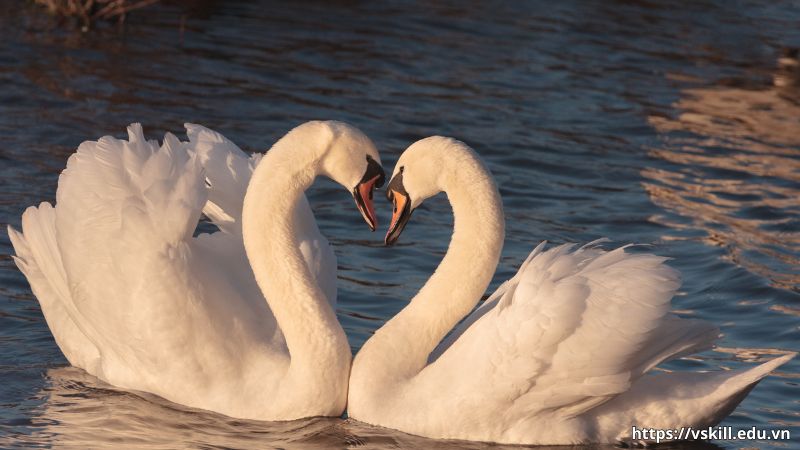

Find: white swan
[8,120,385,421]
[348,136,795,445]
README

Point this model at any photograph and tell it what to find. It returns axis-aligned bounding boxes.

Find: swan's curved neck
[241,133,348,370]
[358,150,504,383]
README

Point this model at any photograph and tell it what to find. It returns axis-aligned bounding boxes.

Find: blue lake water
[0,1,798,448]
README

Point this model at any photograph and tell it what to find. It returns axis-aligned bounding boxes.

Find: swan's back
[388,242,791,444]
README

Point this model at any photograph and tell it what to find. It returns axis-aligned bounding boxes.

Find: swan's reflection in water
[4,366,727,449]
[12,367,343,449]
[644,52,800,294]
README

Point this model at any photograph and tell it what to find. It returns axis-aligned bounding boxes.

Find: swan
[348,136,795,445]
[8,120,385,421]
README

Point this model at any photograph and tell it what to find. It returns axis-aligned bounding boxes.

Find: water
[1,1,798,448]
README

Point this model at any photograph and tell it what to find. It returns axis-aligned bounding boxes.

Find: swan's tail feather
[636,315,720,375]
[596,353,796,442]
[696,354,797,429]
[7,204,100,370]
[713,353,795,403]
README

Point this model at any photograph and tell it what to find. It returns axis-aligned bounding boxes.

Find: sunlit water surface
[1,1,798,448]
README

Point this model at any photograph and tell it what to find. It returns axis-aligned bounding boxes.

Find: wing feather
[421,242,719,420]
[52,124,208,366]
[10,123,337,386]
[8,205,101,371]
[184,123,261,234]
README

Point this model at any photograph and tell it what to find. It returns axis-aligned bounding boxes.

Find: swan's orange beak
[385,187,412,246]
[385,167,414,246]
[353,155,385,232]
[353,175,382,231]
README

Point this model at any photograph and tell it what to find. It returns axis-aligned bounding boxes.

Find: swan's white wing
[49,125,213,370]
[46,124,288,388]
[185,123,337,306]
[420,242,719,419]
[428,241,553,363]
[11,123,332,391]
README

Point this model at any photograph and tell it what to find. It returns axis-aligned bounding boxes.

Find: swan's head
[384,136,471,245]
[311,121,385,231]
